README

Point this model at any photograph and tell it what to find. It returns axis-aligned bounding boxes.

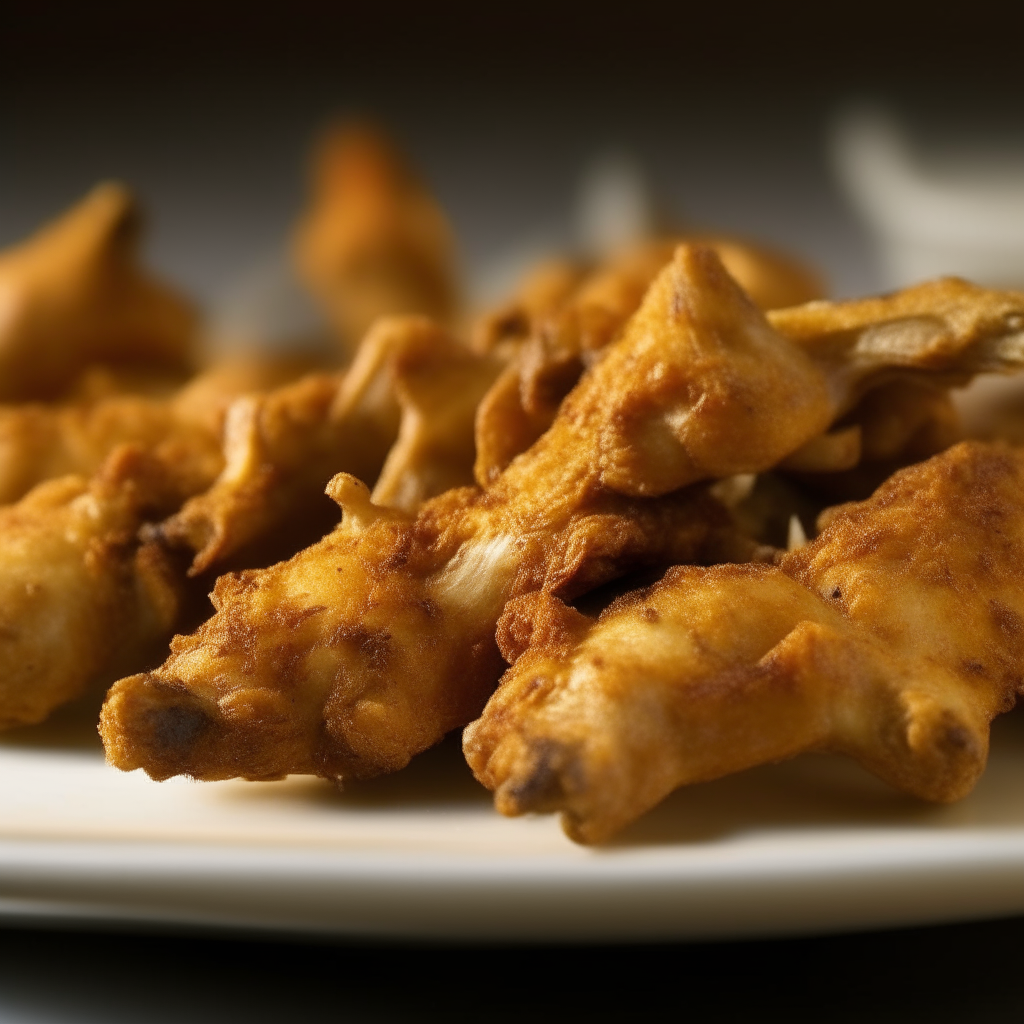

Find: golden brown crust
[0,446,183,729]
[292,124,459,355]
[0,356,310,508]
[465,441,1024,843]
[370,329,505,512]
[100,248,1024,788]
[154,316,455,574]
[0,184,196,400]
[473,237,826,485]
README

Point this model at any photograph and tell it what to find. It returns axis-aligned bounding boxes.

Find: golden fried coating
[100,478,751,784]
[474,238,825,484]
[293,124,459,355]
[154,316,428,573]
[100,262,790,782]
[101,245,1024,786]
[0,184,196,400]
[466,441,1024,843]
[768,276,1024,389]
[0,357,308,507]
[0,446,182,729]
[370,330,505,512]
[470,259,585,357]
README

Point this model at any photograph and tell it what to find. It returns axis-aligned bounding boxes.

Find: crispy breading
[101,246,1024,785]
[0,446,182,729]
[768,277,1024,393]
[0,357,309,507]
[370,330,505,512]
[100,260,792,781]
[470,260,585,357]
[465,441,1024,843]
[153,316,438,574]
[491,246,1023,502]
[0,184,196,400]
[292,124,459,355]
[474,237,825,485]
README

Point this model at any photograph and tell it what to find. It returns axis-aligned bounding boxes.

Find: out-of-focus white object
[831,108,1024,289]
[206,249,331,354]
[575,150,657,260]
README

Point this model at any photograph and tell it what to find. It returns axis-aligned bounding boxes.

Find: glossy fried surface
[0,357,305,508]
[100,259,794,781]
[0,184,196,400]
[0,447,182,729]
[466,442,1024,843]
[101,246,1024,785]
[154,317,441,574]
[473,236,824,485]
[370,329,505,512]
[293,124,459,355]
[769,276,1024,396]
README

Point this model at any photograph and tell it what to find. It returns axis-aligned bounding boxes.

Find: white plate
[2,700,1024,942]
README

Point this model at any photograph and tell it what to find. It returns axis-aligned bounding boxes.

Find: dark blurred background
[3,1,1022,306]
[1,3,1024,1019]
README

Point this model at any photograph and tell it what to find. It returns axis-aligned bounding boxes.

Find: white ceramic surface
[2,701,1024,941]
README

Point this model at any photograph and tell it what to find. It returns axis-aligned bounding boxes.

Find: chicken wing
[0,184,196,400]
[153,315,429,573]
[0,356,309,507]
[474,237,825,484]
[100,245,1024,785]
[0,446,183,729]
[292,124,459,355]
[465,441,1024,843]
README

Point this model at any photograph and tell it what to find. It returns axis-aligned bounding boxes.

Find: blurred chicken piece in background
[0,184,197,401]
[292,123,460,357]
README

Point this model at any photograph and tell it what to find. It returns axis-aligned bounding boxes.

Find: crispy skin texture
[100,257,798,782]
[474,238,825,484]
[100,475,749,783]
[0,357,305,508]
[769,277,1024,403]
[292,125,459,355]
[0,447,182,729]
[470,260,585,357]
[371,330,505,512]
[100,248,1024,784]
[155,317,449,574]
[466,442,1024,843]
[0,184,196,400]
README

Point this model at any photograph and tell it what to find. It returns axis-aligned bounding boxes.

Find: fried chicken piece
[466,441,1024,842]
[101,255,795,782]
[99,245,1024,784]
[768,276,1024,390]
[504,246,1023,501]
[470,259,585,357]
[0,356,308,507]
[154,317,434,573]
[293,124,459,355]
[0,184,196,400]
[474,237,825,484]
[0,446,182,729]
[370,331,505,512]
[100,480,752,784]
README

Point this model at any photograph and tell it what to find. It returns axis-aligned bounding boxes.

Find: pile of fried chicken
[3,123,1024,844]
